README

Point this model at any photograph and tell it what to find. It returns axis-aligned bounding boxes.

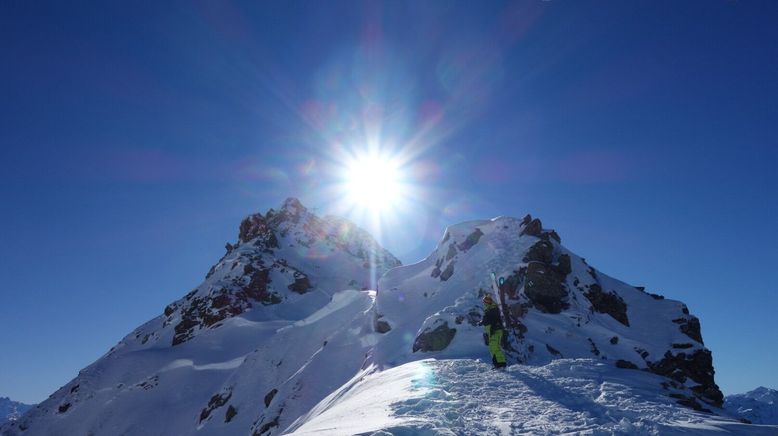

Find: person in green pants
[480,294,507,368]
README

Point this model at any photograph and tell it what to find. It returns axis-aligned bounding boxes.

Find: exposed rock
[583,284,629,327]
[238,214,279,249]
[255,413,280,435]
[264,388,278,408]
[57,403,71,414]
[225,405,238,423]
[555,254,572,276]
[287,274,312,294]
[440,261,455,281]
[672,316,703,343]
[616,360,638,370]
[648,349,723,407]
[446,244,457,261]
[525,262,569,314]
[546,344,562,357]
[163,304,176,317]
[520,218,543,237]
[672,343,694,349]
[542,230,561,243]
[523,240,553,264]
[413,322,457,352]
[374,316,391,333]
[588,338,601,356]
[610,336,619,345]
[457,228,484,252]
[172,266,281,346]
[200,390,232,423]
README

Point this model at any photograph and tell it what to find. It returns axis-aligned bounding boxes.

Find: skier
[480,294,507,369]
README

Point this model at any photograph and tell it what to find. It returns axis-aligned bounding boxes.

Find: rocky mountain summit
[2,198,762,436]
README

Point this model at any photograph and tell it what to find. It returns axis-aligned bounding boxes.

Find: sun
[343,152,406,212]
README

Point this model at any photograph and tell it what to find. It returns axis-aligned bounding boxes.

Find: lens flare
[344,153,404,211]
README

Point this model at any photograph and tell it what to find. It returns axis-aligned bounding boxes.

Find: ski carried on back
[489,272,513,353]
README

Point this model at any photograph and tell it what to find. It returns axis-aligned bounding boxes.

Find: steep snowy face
[2,198,399,436]
[164,197,400,346]
[725,387,778,425]
[374,214,724,410]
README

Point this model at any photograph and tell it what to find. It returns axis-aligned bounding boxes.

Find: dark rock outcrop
[446,244,457,261]
[555,254,572,276]
[200,390,232,423]
[239,214,280,249]
[648,349,723,407]
[440,261,455,281]
[520,218,543,237]
[525,262,569,314]
[616,359,638,369]
[172,264,284,346]
[673,316,703,344]
[523,240,553,265]
[287,274,312,294]
[583,284,630,327]
[458,228,484,252]
[374,316,391,333]
[225,405,238,423]
[413,322,457,352]
[264,389,278,408]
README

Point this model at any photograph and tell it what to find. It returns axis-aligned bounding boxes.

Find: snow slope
[0,399,32,426]
[2,199,398,436]
[725,387,778,425]
[290,359,775,435]
[3,200,774,435]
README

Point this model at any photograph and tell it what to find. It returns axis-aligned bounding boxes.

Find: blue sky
[1,1,776,404]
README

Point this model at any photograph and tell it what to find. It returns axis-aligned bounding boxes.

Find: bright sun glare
[344,153,405,212]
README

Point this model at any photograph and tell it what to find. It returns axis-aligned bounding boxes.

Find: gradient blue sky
[1,1,776,404]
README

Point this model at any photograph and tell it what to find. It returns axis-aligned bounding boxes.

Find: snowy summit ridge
[3,199,770,435]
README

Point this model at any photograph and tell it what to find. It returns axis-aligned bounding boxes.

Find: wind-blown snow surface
[3,199,774,435]
[725,387,778,425]
[290,359,774,435]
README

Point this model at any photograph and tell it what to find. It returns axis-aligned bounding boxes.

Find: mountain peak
[280,197,305,213]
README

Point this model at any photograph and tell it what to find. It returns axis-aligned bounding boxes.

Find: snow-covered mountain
[2,199,773,435]
[0,398,32,426]
[725,387,778,425]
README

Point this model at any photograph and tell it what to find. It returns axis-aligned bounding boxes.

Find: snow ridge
[2,201,773,435]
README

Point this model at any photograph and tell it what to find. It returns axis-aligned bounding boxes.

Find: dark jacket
[481,303,504,331]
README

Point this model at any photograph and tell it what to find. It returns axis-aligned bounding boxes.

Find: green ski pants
[486,327,506,364]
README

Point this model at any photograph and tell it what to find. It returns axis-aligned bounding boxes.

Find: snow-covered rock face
[725,387,778,425]
[166,197,401,346]
[0,398,33,426]
[4,206,750,436]
[374,214,723,410]
[2,198,400,436]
